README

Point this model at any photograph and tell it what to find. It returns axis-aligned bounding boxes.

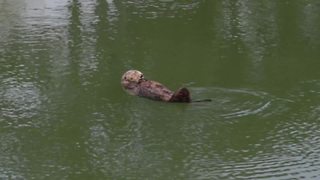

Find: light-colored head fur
[121,70,144,83]
[121,70,144,95]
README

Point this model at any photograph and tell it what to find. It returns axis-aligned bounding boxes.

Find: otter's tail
[169,87,191,103]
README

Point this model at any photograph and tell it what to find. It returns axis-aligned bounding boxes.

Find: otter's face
[121,70,144,84]
[121,70,144,95]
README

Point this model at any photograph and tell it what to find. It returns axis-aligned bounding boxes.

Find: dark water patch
[288,80,320,103]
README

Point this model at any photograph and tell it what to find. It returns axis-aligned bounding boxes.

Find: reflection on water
[1,0,320,179]
[1,80,41,121]
[300,1,320,48]
[123,0,201,19]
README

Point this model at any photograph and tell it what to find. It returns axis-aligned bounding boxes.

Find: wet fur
[121,70,191,103]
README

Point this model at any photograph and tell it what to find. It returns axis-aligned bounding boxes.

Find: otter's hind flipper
[169,87,191,103]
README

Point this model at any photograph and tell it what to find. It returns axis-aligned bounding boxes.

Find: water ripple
[181,82,320,179]
[189,87,291,119]
[123,0,201,19]
[1,78,42,127]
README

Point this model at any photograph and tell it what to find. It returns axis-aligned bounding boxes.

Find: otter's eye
[140,74,144,79]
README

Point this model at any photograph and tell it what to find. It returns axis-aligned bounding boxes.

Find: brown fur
[121,70,190,102]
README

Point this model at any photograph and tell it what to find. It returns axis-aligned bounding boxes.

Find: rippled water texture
[1,0,320,179]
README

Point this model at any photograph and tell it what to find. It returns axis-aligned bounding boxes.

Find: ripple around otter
[177,83,320,179]
[188,87,292,119]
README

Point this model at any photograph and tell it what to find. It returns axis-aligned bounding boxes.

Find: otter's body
[121,70,190,103]
[137,80,174,101]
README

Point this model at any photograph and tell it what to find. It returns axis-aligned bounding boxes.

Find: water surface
[1,0,320,179]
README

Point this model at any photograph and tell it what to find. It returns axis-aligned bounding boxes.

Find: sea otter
[121,70,191,102]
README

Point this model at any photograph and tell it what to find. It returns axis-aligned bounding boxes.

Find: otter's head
[121,70,144,83]
[121,70,144,94]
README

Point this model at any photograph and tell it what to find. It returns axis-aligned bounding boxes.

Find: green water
[1,0,320,179]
